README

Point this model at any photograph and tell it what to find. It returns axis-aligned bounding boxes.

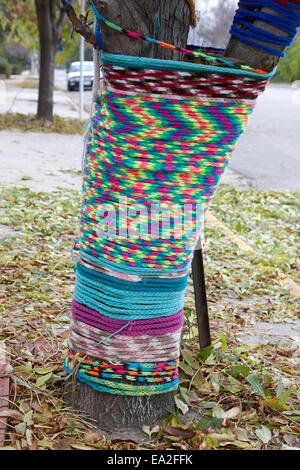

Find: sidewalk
[0,130,83,192]
[0,73,89,119]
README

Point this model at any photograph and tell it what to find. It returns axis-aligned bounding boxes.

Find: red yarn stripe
[273,0,300,5]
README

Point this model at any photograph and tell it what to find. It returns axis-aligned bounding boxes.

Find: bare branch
[61,1,99,48]
[224,3,300,72]
[56,6,68,39]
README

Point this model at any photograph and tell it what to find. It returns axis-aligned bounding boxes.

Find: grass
[0,184,299,450]
[21,77,59,91]
[0,112,86,134]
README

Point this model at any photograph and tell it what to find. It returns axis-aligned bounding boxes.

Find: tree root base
[64,380,175,435]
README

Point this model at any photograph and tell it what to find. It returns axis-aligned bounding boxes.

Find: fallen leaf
[15,422,26,436]
[24,410,33,427]
[234,427,249,442]
[255,425,272,444]
[225,406,241,420]
[174,395,189,415]
[36,372,53,387]
[163,426,195,439]
[37,440,54,450]
[0,410,24,420]
[70,444,94,450]
[83,431,103,444]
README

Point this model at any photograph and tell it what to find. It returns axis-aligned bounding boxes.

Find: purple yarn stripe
[72,300,184,336]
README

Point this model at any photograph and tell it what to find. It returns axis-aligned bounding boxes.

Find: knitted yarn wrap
[65,50,272,395]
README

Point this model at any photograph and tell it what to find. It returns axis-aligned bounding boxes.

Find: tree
[63,0,300,435]
[275,34,300,82]
[0,0,39,53]
[1,0,74,121]
[34,0,71,121]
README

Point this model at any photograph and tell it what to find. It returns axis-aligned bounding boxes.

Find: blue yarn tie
[95,18,103,49]
[156,15,161,38]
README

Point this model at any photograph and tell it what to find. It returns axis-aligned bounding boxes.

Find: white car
[67,61,94,91]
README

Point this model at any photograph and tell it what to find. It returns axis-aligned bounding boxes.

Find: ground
[0,73,299,450]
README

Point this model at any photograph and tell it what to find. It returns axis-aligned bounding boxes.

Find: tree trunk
[64,0,191,436]
[35,0,68,121]
[65,0,298,437]
[37,36,56,122]
[94,0,191,60]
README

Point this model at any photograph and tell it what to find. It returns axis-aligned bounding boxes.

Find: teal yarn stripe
[73,278,185,320]
[102,52,275,79]
[76,259,188,292]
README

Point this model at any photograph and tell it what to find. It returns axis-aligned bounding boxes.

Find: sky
[195,0,238,10]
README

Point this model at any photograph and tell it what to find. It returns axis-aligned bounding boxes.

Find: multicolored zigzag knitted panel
[65,53,270,395]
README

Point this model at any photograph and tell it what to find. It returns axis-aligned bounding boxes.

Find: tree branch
[56,4,69,39]
[61,1,99,48]
[49,0,57,40]
[224,4,300,72]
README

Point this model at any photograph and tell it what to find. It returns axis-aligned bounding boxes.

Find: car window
[69,63,93,73]
[83,63,94,72]
[69,64,80,73]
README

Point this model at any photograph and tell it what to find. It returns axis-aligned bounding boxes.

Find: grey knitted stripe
[68,317,181,362]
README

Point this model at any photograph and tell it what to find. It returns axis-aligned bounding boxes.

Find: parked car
[67,61,94,91]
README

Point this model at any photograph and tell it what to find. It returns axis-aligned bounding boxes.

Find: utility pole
[79,0,85,120]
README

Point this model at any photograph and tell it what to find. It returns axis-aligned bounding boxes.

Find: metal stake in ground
[192,237,211,350]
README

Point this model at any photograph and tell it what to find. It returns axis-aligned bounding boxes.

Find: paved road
[55,69,93,113]
[230,83,300,191]
[55,70,300,191]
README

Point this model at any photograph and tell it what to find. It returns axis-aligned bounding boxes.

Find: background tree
[0,0,36,77]
[1,0,76,121]
[275,34,300,82]
[34,0,73,121]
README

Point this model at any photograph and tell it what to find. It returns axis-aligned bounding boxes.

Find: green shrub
[0,56,11,77]
[11,62,23,75]
[275,35,300,83]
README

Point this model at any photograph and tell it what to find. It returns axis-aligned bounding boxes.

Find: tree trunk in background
[35,0,68,121]
[64,0,298,436]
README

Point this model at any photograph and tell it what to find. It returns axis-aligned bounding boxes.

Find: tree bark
[93,0,191,60]
[35,0,68,121]
[64,0,298,436]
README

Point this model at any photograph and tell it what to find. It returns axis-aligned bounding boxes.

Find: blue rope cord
[156,15,161,38]
[95,18,103,49]
[73,277,185,319]
[76,261,188,292]
[230,0,300,57]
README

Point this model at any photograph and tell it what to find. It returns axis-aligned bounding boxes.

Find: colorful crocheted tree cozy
[64,47,274,394]
[64,0,299,396]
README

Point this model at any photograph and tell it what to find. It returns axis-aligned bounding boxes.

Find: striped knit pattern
[69,317,182,362]
[65,53,269,395]
[65,352,179,395]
